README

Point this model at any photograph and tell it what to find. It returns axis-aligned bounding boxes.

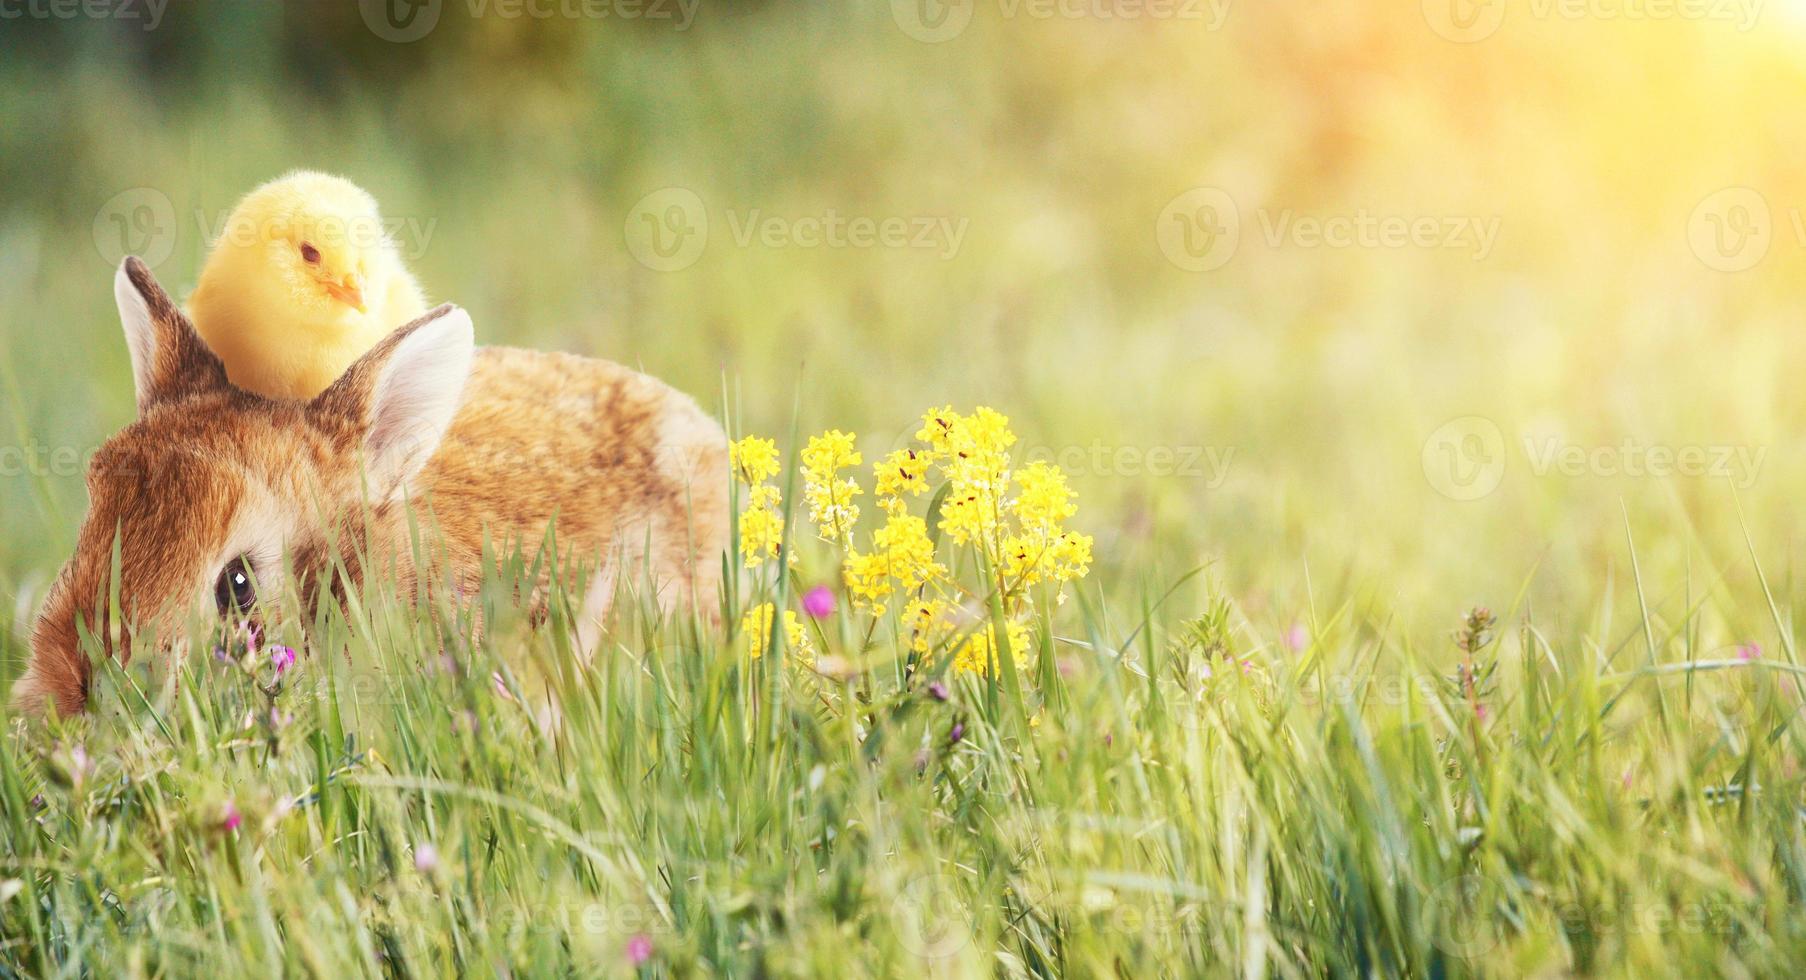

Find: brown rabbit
[12,258,729,716]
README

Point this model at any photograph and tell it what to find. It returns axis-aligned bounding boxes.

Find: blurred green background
[5,0,1806,663]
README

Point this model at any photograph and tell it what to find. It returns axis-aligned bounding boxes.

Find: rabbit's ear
[312,304,474,501]
[116,257,227,414]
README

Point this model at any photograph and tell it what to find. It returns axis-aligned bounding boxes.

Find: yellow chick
[188,171,429,400]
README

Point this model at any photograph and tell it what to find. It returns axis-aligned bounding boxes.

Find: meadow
[5,2,1806,975]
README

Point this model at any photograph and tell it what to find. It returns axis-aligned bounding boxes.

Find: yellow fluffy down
[188,171,428,400]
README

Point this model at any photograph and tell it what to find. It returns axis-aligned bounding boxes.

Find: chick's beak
[325,274,368,313]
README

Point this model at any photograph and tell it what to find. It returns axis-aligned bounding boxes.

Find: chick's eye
[215,557,256,615]
[300,242,321,264]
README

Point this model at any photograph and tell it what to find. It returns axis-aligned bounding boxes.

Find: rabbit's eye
[215,558,256,615]
[300,242,321,265]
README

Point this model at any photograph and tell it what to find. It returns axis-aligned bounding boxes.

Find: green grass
[3,503,1803,976]
[8,5,1806,975]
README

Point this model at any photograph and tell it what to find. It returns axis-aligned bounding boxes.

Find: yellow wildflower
[1045,531,1093,583]
[901,596,954,653]
[872,511,943,591]
[731,435,786,569]
[952,619,1032,676]
[730,435,781,486]
[1000,462,1088,589]
[1001,534,1039,587]
[939,473,1006,553]
[915,405,960,450]
[1003,529,1094,591]
[842,511,946,615]
[843,550,893,616]
[739,484,784,568]
[802,429,862,473]
[936,407,1017,555]
[802,429,863,545]
[874,447,935,507]
[1012,461,1077,534]
[742,602,812,662]
[738,408,1093,655]
[956,407,1017,458]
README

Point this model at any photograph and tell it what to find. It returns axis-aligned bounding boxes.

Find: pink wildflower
[269,645,297,676]
[801,585,836,619]
[1286,623,1308,651]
